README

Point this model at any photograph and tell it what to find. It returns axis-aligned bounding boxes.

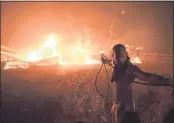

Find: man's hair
[112,44,130,62]
[112,44,126,54]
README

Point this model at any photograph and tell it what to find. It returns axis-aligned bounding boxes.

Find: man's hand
[159,77,173,86]
[101,57,109,64]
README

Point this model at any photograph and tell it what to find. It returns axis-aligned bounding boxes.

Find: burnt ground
[1,57,173,123]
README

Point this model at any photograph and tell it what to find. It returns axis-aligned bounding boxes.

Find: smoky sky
[1,2,173,53]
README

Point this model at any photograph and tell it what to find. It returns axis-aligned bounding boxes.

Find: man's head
[112,44,129,66]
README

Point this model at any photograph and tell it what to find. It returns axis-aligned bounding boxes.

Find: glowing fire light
[27,51,42,62]
[42,34,57,49]
[125,44,142,64]
[25,33,100,65]
[4,62,28,69]
[100,50,104,54]
[3,34,144,70]
[4,65,28,69]
[130,57,142,64]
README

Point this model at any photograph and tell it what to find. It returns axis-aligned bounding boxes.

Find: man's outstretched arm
[134,68,172,85]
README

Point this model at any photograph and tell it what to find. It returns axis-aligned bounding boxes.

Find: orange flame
[130,56,142,64]
[25,33,99,65]
[3,38,144,69]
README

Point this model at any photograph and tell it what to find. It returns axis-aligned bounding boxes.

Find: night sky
[1,2,173,53]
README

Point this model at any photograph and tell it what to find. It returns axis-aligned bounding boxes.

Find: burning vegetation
[2,33,143,70]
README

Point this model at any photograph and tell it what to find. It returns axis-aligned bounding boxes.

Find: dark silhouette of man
[102,44,172,123]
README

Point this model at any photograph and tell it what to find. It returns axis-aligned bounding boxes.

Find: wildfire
[25,33,100,65]
[3,61,28,70]
[27,51,42,62]
[130,57,142,64]
[3,36,144,70]
[4,65,28,69]
[100,50,104,54]
[125,44,143,64]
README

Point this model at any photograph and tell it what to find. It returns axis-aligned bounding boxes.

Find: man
[101,44,172,123]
